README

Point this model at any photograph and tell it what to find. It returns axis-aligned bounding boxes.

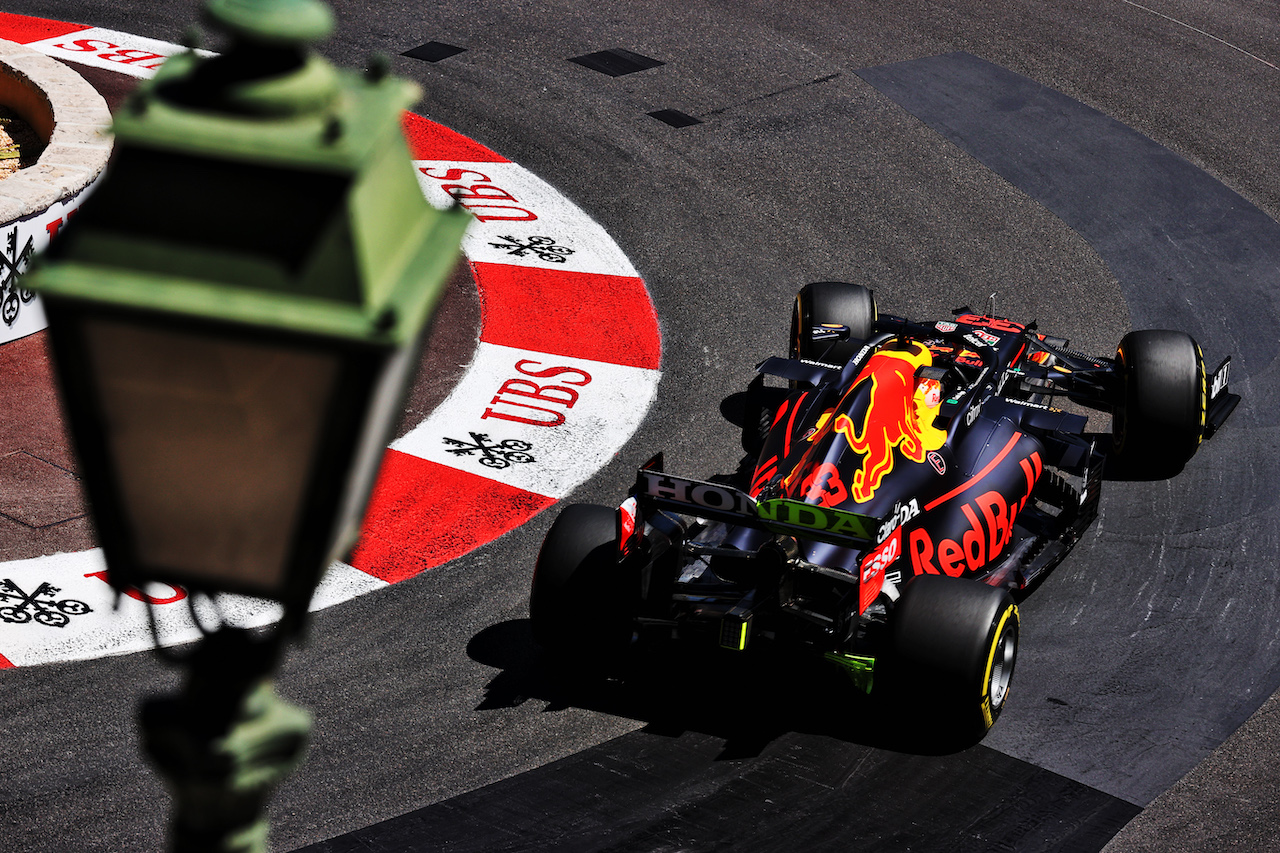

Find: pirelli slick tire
[530,503,634,668]
[791,282,877,365]
[891,575,1019,739]
[1112,330,1207,478]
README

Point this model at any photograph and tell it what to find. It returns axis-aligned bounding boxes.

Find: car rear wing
[632,454,881,549]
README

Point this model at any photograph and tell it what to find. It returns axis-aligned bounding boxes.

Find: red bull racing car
[530,282,1239,736]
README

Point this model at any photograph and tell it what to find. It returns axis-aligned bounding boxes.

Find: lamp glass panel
[81,317,341,592]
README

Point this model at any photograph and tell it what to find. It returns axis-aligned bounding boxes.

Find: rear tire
[790,282,876,364]
[1112,330,1206,478]
[530,504,634,667]
[890,575,1019,739]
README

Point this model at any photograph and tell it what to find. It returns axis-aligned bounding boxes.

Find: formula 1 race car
[530,282,1240,737]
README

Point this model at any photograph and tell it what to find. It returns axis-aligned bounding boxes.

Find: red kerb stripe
[402,113,509,163]
[473,262,661,369]
[351,450,555,583]
[0,13,90,43]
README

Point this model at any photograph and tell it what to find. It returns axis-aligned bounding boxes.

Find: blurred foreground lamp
[27,1,468,848]
[27,0,468,613]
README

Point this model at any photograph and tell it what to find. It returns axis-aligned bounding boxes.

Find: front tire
[1112,329,1206,478]
[530,504,634,668]
[790,282,877,364]
[891,575,1019,739]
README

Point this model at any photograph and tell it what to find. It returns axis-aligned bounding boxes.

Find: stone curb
[0,38,112,225]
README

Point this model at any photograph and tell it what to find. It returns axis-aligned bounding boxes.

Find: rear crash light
[720,612,752,651]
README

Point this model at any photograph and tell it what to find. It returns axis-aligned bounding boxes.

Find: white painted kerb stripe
[0,550,386,667]
[392,342,660,498]
[415,160,640,278]
[23,26,214,77]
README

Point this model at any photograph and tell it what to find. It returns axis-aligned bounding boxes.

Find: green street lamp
[24,0,468,849]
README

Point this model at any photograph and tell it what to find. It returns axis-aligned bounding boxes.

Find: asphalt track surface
[2,1,1279,850]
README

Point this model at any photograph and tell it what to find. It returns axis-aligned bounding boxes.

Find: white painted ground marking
[1119,1,1278,70]
[393,342,661,498]
[22,26,214,77]
[0,550,386,667]
[415,160,640,278]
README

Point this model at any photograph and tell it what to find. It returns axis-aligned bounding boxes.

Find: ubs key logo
[488,235,575,263]
[1,227,35,326]
[442,433,535,470]
[0,579,91,628]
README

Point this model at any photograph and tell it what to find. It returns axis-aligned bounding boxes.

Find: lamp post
[24,0,468,848]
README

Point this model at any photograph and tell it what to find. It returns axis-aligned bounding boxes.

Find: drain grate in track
[569,48,664,77]
[402,42,467,63]
[648,109,702,128]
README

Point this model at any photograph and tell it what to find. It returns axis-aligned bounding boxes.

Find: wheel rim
[989,621,1017,710]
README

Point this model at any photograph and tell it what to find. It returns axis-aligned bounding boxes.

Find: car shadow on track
[467,618,991,761]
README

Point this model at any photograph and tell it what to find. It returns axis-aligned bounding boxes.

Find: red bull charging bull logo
[832,343,947,503]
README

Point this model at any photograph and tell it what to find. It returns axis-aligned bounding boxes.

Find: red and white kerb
[0,13,661,667]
